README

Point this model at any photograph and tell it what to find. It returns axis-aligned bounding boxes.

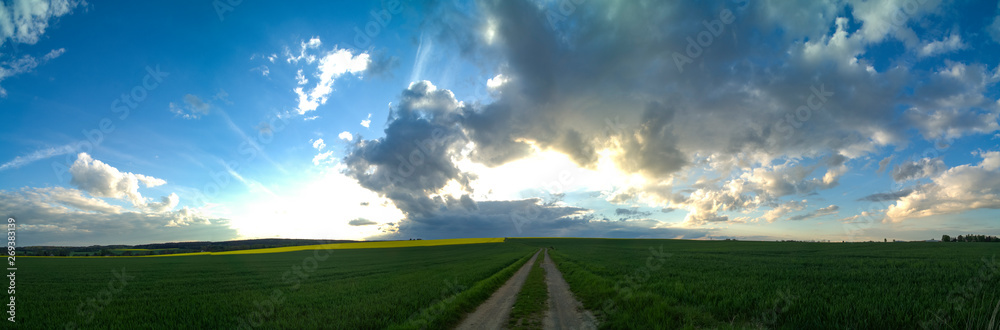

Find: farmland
[513,238,1000,329]
[17,238,1000,329]
[18,241,534,329]
[507,250,548,329]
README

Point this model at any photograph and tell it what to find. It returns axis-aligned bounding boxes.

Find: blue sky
[2,0,1000,246]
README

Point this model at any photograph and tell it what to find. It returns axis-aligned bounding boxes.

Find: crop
[18,241,533,329]
[508,249,549,329]
[513,238,1000,329]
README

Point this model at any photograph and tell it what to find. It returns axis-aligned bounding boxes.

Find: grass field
[18,241,534,329]
[508,249,548,329]
[512,238,1000,329]
[19,238,1000,329]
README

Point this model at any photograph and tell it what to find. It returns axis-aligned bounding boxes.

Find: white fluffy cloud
[0,187,234,245]
[68,153,178,212]
[338,131,353,141]
[292,39,370,114]
[918,33,966,57]
[0,0,81,47]
[763,200,806,223]
[486,74,507,89]
[361,113,372,128]
[887,151,1000,221]
[22,186,125,214]
[311,138,326,150]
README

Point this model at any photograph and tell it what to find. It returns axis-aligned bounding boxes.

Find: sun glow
[455,142,649,204]
[228,166,405,240]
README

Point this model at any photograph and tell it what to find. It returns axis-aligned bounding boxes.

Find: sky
[1,0,1000,246]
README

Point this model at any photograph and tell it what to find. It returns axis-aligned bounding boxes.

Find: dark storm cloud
[345,0,1000,234]
[342,81,475,218]
[369,198,708,240]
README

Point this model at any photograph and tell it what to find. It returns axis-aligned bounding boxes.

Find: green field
[512,238,1000,329]
[18,238,1000,329]
[18,242,535,329]
[508,250,548,329]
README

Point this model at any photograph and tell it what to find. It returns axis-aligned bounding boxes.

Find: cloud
[363,52,400,79]
[368,198,709,240]
[857,188,916,202]
[348,218,377,226]
[361,113,372,128]
[312,151,334,166]
[0,143,75,171]
[342,80,476,219]
[169,94,212,119]
[338,131,353,141]
[68,153,178,212]
[292,40,370,114]
[0,47,66,97]
[22,186,125,214]
[887,151,1000,221]
[309,138,333,166]
[762,200,806,223]
[876,155,894,174]
[614,207,652,220]
[285,37,322,64]
[311,138,326,151]
[787,205,839,221]
[251,65,269,77]
[891,158,945,182]
[837,209,884,224]
[486,74,507,89]
[145,193,180,213]
[0,0,82,47]
[339,0,1000,233]
[918,33,966,57]
[0,187,235,246]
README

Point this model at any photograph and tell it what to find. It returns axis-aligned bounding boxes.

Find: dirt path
[542,249,598,330]
[456,249,542,330]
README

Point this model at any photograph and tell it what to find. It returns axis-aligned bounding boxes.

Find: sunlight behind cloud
[228,167,404,240]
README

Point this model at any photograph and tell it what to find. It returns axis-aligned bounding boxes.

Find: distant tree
[942,235,951,242]
[957,235,964,242]
[884,238,887,243]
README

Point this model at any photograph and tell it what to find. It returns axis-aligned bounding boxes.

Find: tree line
[941,234,998,242]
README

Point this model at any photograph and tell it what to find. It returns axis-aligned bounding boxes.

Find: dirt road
[541,249,597,330]
[456,249,542,330]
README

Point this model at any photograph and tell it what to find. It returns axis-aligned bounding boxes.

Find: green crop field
[513,238,1000,329]
[508,250,548,329]
[17,238,1000,329]
[18,242,535,329]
